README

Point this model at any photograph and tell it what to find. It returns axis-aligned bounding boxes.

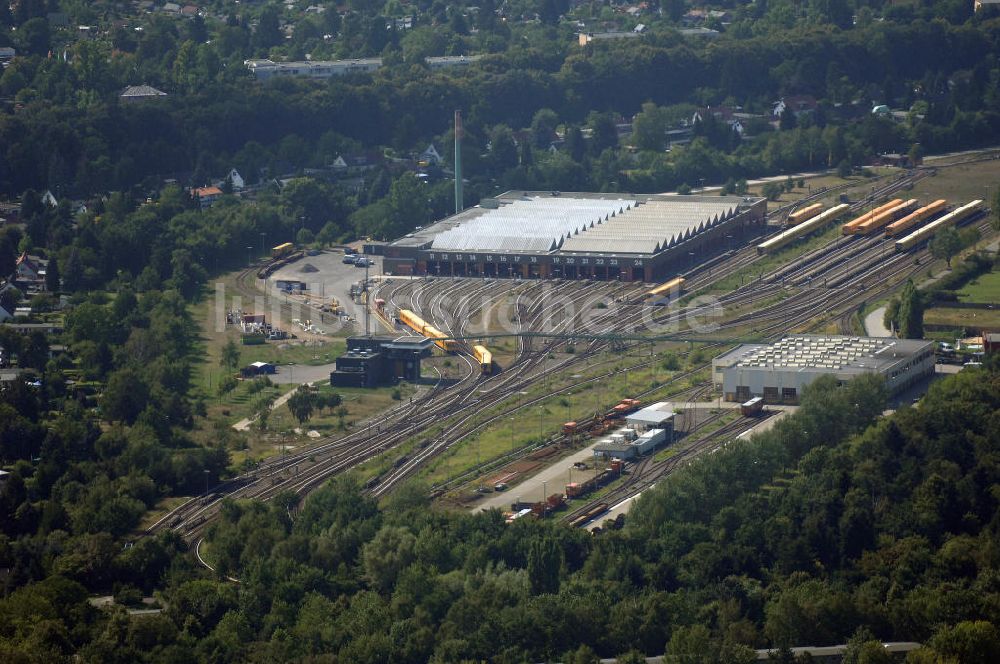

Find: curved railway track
[153,159,996,543]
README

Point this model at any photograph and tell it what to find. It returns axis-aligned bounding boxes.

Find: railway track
[154,160,997,544]
[562,413,770,527]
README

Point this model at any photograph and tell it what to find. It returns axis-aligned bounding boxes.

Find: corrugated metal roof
[560,199,738,254]
[430,196,636,253]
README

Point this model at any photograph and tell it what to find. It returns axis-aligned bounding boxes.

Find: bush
[762,182,784,201]
[113,584,143,607]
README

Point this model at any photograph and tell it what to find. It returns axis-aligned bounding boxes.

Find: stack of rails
[644,276,685,304]
[472,344,493,375]
[895,200,983,252]
[787,203,824,226]
[756,204,849,254]
[885,199,947,237]
[398,308,460,353]
[849,198,919,235]
[841,198,904,235]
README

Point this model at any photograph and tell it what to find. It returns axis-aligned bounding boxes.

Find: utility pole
[454,110,464,215]
[364,260,370,337]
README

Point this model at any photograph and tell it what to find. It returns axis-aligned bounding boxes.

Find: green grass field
[417,349,712,490]
[955,269,1000,304]
[924,307,1000,329]
[909,159,1000,203]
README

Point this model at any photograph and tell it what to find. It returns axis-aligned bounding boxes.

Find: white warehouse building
[712,335,935,404]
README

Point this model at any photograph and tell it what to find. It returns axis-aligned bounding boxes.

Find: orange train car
[851,198,918,235]
[885,199,947,237]
[841,198,903,235]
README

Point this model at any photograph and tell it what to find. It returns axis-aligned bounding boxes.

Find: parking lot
[268,249,385,335]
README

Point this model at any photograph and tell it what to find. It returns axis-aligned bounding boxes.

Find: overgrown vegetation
[5,360,998,661]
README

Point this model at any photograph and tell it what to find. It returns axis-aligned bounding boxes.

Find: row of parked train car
[397,308,493,375]
[758,199,984,255]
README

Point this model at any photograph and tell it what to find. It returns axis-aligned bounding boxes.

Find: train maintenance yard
[150,154,999,546]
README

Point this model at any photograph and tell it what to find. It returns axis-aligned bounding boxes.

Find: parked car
[342,255,358,264]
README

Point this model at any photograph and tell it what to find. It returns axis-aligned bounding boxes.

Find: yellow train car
[271,242,294,259]
[644,277,685,304]
[787,203,823,226]
[424,323,460,353]
[398,309,429,335]
[399,308,459,352]
[895,200,983,252]
[473,345,493,375]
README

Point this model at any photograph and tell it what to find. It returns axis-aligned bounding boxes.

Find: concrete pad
[865,307,891,337]
[473,442,609,513]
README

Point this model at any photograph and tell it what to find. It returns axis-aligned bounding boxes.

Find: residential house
[425,55,483,70]
[180,5,199,17]
[692,106,746,135]
[773,95,819,119]
[419,144,443,165]
[14,253,48,291]
[0,202,20,223]
[246,58,383,81]
[191,186,224,209]
[2,321,63,335]
[0,47,15,62]
[41,190,58,208]
[120,84,168,103]
[578,31,642,46]
[225,168,245,191]
[679,27,720,38]
[332,152,383,173]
